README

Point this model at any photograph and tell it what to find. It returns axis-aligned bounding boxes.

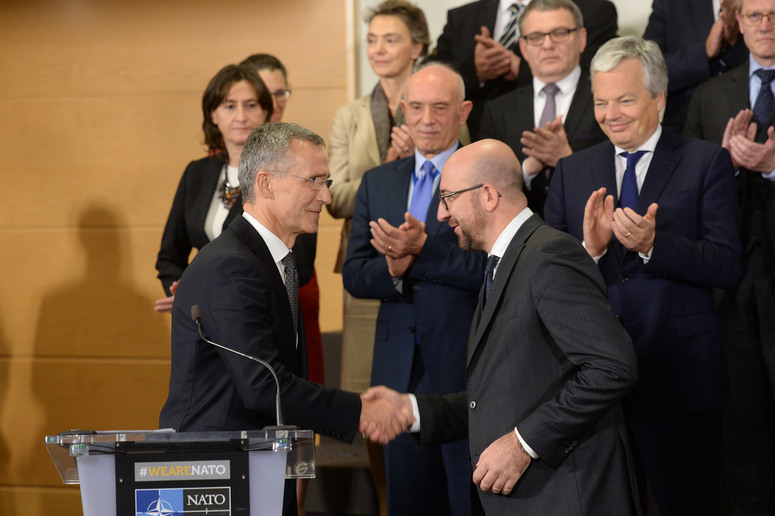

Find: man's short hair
[518,0,585,35]
[239,122,325,203]
[590,36,668,98]
[240,53,288,79]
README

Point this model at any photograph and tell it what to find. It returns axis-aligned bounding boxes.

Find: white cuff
[408,393,421,433]
[514,427,539,459]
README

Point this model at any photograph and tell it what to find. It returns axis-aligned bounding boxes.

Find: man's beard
[457,205,485,251]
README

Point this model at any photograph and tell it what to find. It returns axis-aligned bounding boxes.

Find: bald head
[402,63,472,158]
[438,140,527,253]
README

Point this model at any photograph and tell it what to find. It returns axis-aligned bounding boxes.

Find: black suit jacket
[643,0,748,133]
[156,157,317,295]
[479,71,605,216]
[545,130,742,414]
[431,0,617,138]
[159,215,360,436]
[417,215,639,514]
[684,61,775,268]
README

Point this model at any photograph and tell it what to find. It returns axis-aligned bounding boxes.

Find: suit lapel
[196,159,223,231]
[518,84,536,131]
[358,96,381,166]
[564,72,592,138]
[392,157,415,225]
[637,130,682,213]
[467,215,542,366]
[229,216,295,332]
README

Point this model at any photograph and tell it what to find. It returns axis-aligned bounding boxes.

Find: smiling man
[479,0,606,217]
[545,36,742,515]
[160,123,413,516]
[362,138,639,515]
[342,63,485,516]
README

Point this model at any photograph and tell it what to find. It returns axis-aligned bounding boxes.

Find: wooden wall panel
[0,1,351,513]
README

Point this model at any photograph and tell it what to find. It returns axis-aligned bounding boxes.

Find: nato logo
[136,487,230,515]
[136,489,183,516]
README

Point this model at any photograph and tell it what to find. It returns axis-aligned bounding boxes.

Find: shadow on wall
[28,204,171,494]
[0,322,18,514]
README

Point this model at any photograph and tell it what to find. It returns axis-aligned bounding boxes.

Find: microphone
[190,305,294,429]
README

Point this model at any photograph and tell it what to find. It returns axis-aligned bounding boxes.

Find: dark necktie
[483,255,500,308]
[753,69,775,142]
[281,251,299,336]
[620,150,647,210]
[539,83,560,128]
[409,160,438,223]
[498,4,521,51]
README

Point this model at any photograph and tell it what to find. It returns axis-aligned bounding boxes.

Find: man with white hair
[545,36,742,515]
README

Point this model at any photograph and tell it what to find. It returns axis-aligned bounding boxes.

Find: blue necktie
[409,161,438,223]
[753,69,775,142]
[483,255,500,309]
[620,151,647,210]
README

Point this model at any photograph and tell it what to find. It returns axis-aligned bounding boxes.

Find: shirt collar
[241,212,291,265]
[490,207,534,260]
[414,141,460,179]
[613,124,662,157]
[749,55,775,77]
[533,65,581,97]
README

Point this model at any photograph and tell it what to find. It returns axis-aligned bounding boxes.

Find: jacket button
[413,285,421,291]
[619,275,629,283]
[469,400,476,409]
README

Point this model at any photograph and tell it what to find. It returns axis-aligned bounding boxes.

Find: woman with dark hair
[154,64,272,311]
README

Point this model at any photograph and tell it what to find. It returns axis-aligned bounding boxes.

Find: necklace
[219,165,240,209]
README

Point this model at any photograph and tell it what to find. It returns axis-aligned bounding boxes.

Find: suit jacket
[341,156,486,394]
[643,0,748,134]
[431,0,617,139]
[156,156,316,295]
[479,71,606,216]
[417,215,639,515]
[327,94,382,272]
[545,130,742,414]
[684,60,775,278]
[159,215,361,437]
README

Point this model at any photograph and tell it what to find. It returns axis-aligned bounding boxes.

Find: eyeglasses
[521,27,580,46]
[740,11,775,25]
[267,169,332,189]
[271,90,292,103]
[439,184,484,210]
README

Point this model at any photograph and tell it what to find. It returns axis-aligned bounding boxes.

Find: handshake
[358,386,414,444]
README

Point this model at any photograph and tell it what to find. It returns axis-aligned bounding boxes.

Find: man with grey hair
[545,36,742,515]
[479,0,606,217]
[159,122,412,516]
[343,63,485,515]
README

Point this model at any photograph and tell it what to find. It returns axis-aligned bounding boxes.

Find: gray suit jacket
[417,214,639,514]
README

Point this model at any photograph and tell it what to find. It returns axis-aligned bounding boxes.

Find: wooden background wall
[0,0,351,513]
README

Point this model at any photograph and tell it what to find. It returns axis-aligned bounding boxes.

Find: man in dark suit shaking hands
[159,123,412,516]
[363,138,640,515]
[545,36,742,515]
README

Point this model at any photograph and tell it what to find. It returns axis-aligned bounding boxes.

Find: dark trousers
[626,408,722,516]
[383,347,469,516]
[720,245,775,515]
